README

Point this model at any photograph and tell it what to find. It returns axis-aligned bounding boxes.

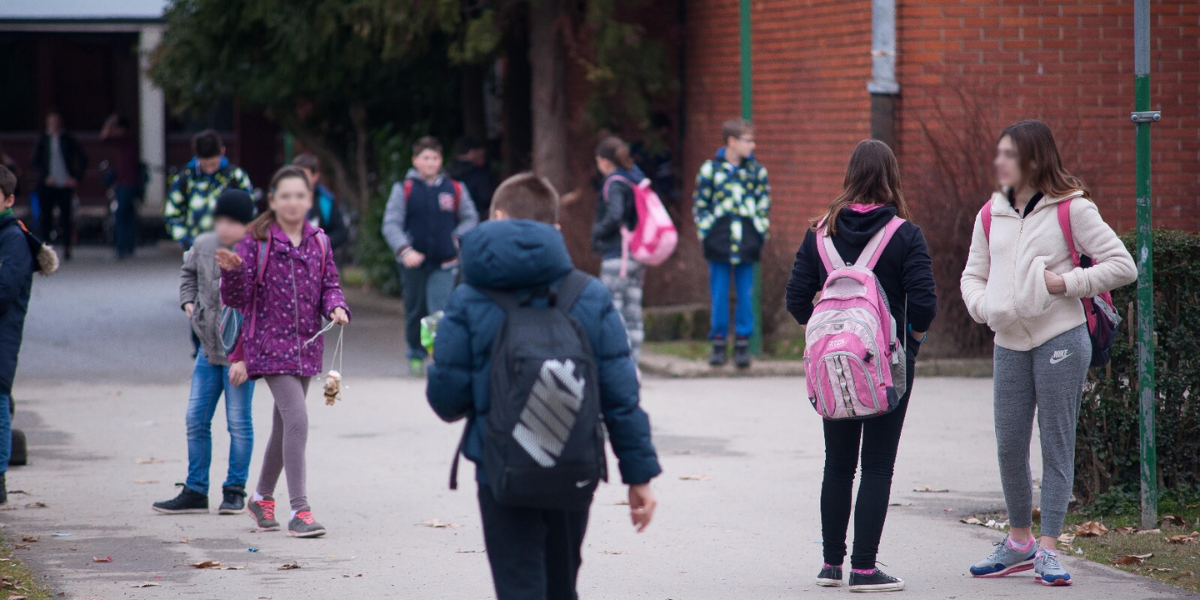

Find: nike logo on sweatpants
[1049,350,1072,364]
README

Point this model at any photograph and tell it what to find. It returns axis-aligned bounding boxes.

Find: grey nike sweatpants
[992,324,1090,538]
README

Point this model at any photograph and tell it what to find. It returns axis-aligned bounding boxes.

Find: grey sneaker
[816,564,843,587]
[247,495,280,531]
[969,536,1036,577]
[288,509,327,538]
[1034,547,1072,586]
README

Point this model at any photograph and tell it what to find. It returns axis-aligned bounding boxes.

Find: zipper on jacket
[1011,216,1037,346]
[291,245,302,372]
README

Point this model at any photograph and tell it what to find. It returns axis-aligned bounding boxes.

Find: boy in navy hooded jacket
[427,172,661,600]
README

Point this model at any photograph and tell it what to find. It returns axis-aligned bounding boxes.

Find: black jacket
[448,159,493,218]
[307,184,348,250]
[785,205,938,353]
[0,214,34,395]
[591,170,641,259]
[31,132,88,189]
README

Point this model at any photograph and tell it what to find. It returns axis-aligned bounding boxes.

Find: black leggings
[820,358,914,570]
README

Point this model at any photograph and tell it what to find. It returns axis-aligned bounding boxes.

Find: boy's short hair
[193,129,223,159]
[291,153,320,173]
[0,165,15,199]
[412,136,443,157]
[491,172,560,224]
[722,118,754,143]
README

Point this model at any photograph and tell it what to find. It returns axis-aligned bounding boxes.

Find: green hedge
[354,127,427,297]
[1075,230,1200,506]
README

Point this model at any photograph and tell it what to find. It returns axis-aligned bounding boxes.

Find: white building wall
[138,25,166,214]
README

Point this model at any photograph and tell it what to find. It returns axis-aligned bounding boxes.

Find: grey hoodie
[180,232,232,366]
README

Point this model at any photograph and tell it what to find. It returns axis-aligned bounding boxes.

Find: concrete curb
[639,352,993,379]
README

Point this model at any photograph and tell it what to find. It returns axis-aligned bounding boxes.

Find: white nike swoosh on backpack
[575,480,591,488]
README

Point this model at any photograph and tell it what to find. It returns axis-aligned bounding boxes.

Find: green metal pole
[740,0,763,356]
[1133,0,1158,531]
[283,130,295,164]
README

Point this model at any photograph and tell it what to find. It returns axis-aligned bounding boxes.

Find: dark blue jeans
[0,392,10,475]
[185,350,255,494]
[113,185,138,258]
[708,261,756,339]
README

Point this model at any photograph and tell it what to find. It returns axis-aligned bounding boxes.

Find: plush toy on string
[303,322,346,406]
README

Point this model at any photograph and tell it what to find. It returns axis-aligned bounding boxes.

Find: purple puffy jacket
[221,221,350,378]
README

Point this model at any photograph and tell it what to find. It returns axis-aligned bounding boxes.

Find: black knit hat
[214,189,256,224]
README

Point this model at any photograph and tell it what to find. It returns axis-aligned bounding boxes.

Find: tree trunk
[285,116,364,214]
[349,100,371,213]
[528,0,569,192]
[461,63,488,144]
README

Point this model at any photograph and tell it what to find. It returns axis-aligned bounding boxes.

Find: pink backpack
[604,176,678,276]
[804,217,906,420]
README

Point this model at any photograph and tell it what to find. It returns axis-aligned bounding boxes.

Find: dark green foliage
[355,126,431,297]
[1075,230,1200,505]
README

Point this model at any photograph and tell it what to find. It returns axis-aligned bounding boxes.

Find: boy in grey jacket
[153,190,257,515]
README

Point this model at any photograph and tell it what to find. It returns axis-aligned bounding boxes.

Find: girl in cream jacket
[960,120,1135,587]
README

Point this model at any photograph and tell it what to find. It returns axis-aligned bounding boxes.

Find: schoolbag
[804,217,906,420]
[404,178,463,212]
[979,198,1118,367]
[221,233,329,354]
[450,270,607,511]
[603,176,678,276]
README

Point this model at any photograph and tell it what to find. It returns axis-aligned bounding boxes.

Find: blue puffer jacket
[0,213,34,396]
[427,219,662,486]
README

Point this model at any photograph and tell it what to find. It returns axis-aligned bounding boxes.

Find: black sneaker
[849,568,905,593]
[152,486,208,514]
[733,336,752,369]
[708,339,728,366]
[219,485,246,515]
[816,564,843,587]
[0,473,7,506]
[288,508,327,538]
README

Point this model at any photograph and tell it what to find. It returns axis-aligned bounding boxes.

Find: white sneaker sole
[816,578,843,587]
[849,582,905,593]
[152,506,208,514]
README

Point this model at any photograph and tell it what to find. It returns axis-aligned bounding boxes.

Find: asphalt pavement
[4,245,1193,599]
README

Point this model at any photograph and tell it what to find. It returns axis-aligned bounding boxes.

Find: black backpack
[450,270,607,510]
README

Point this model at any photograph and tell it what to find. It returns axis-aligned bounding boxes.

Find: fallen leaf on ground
[602,550,628,555]
[611,500,630,506]
[1166,532,1200,544]
[7,491,27,495]
[455,549,483,554]
[9,594,26,600]
[1161,515,1187,527]
[20,537,36,543]
[50,533,71,537]
[912,486,949,493]
[1113,526,1136,534]
[132,479,158,485]
[679,474,710,481]
[23,503,47,509]
[1111,553,1153,566]
[135,458,164,465]
[278,561,301,570]
[220,566,245,571]
[960,517,984,526]
[189,560,220,569]
[130,582,159,588]
[1137,528,1162,535]
[1074,521,1109,537]
[419,519,461,529]
[888,502,912,507]
[11,545,27,551]
[1057,533,1076,545]
[1146,567,1174,573]
[91,556,112,563]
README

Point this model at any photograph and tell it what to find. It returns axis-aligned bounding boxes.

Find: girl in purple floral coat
[218,166,350,538]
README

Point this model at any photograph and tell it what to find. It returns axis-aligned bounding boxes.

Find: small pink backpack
[804,217,906,420]
[605,176,678,276]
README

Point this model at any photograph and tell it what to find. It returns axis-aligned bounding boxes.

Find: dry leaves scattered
[91,556,112,563]
[1074,521,1109,537]
[130,582,159,588]
[132,479,158,485]
[679,474,710,482]
[189,560,220,569]
[19,538,35,544]
[278,561,302,570]
[1137,528,1162,535]
[1166,531,1200,544]
[1057,532,1076,546]
[913,486,949,493]
[22,503,46,510]
[1161,515,1188,527]
[1111,552,1153,566]
[135,458,165,465]
[1113,526,1137,534]
[602,550,628,555]
[419,519,461,529]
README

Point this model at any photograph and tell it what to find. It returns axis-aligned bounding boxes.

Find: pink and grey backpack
[804,217,906,420]
[604,176,678,277]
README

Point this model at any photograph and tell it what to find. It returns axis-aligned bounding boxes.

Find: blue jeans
[399,265,457,359]
[113,185,138,258]
[708,261,756,339]
[186,350,255,494]
[0,392,11,475]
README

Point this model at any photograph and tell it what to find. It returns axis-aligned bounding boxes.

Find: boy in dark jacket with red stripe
[0,166,36,504]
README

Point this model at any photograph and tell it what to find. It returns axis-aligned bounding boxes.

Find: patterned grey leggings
[600,258,645,362]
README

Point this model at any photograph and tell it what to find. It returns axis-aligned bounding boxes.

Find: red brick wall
[895,0,1200,232]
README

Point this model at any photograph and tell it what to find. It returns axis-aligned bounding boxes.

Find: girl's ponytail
[595,136,634,170]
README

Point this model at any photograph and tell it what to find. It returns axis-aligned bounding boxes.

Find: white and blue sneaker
[969,536,1037,577]
[1034,547,1072,586]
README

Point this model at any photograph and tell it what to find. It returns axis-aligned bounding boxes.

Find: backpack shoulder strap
[477,285,522,313]
[403,179,413,200]
[980,199,993,241]
[451,180,463,212]
[554,270,592,311]
[256,239,270,286]
[859,217,905,270]
[1057,198,1081,267]
[814,223,846,272]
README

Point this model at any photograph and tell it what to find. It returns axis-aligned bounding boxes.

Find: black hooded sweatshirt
[785,204,938,354]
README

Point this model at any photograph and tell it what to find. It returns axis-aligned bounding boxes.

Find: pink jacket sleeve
[220,236,258,310]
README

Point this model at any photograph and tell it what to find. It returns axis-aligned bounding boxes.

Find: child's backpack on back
[452,270,607,510]
[604,176,678,276]
[979,198,1119,367]
[804,218,906,420]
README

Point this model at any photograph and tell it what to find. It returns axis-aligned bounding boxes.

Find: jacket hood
[186,156,231,174]
[989,189,1086,217]
[714,147,758,164]
[404,168,448,184]
[834,203,898,246]
[460,220,574,290]
[269,220,321,244]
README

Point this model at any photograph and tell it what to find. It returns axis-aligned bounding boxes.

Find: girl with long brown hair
[217,165,350,538]
[961,120,1135,585]
[592,136,648,362]
[786,139,937,592]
